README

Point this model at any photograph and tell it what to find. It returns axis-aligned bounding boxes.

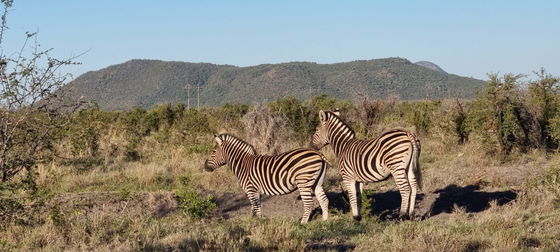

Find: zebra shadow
[322,190,407,220]
[321,184,517,220]
[430,184,517,216]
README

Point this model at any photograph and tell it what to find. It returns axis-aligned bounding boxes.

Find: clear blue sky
[2,0,559,80]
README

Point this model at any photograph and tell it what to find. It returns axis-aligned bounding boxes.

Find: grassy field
[1,129,559,251]
[2,93,560,251]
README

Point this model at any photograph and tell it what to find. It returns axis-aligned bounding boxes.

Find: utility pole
[197,83,203,111]
[184,84,193,110]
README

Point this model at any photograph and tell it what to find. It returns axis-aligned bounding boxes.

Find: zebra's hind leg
[407,165,419,218]
[313,162,329,221]
[391,168,412,219]
[246,191,263,218]
[314,185,329,221]
[296,182,315,224]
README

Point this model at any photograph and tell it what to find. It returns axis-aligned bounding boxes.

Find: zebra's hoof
[353,215,362,221]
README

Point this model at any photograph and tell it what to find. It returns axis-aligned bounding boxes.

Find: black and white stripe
[204,134,329,223]
[311,110,422,220]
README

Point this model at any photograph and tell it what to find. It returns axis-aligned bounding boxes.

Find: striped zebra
[204,134,329,224]
[310,110,422,220]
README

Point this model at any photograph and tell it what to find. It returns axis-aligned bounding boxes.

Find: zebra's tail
[409,133,422,191]
[317,152,331,169]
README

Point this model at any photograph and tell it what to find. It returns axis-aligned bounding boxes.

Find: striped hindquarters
[345,130,417,183]
[249,148,327,196]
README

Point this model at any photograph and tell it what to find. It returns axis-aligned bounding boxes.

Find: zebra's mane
[325,111,356,137]
[218,133,257,155]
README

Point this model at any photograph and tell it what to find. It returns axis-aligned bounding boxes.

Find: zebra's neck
[220,135,256,176]
[328,119,355,156]
[224,147,251,176]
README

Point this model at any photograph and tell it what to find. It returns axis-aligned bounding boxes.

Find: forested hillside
[65,58,484,110]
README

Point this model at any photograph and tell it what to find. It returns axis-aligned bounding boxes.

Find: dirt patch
[208,183,517,221]
[211,191,305,219]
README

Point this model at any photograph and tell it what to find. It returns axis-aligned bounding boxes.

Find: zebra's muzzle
[203,160,214,172]
[309,141,324,150]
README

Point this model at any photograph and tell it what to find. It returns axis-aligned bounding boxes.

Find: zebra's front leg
[246,191,263,218]
[343,178,362,221]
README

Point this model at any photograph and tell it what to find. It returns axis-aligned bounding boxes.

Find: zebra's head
[310,109,340,150]
[204,135,227,172]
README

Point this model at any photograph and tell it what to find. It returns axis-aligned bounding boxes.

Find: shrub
[528,68,560,148]
[0,198,23,229]
[468,74,538,157]
[66,107,115,157]
[268,96,313,140]
[548,112,560,148]
[176,175,216,219]
[178,109,212,141]
[453,100,470,144]
[242,105,286,154]
[408,101,438,135]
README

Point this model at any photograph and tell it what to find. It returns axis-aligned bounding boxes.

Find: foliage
[549,112,560,148]
[0,1,81,185]
[453,100,470,143]
[361,189,376,218]
[66,107,115,157]
[528,68,560,148]
[269,96,314,140]
[177,109,213,142]
[468,74,538,158]
[407,101,440,135]
[176,175,216,219]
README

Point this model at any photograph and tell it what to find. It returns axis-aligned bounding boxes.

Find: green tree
[469,74,536,157]
[528,68,560,148]
[0,0,82,185]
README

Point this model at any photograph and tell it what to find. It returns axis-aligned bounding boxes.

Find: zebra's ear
[214,135,223,146]
[333,108,340,116]
[319,110,327,121]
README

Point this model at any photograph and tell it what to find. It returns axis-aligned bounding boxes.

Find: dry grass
[2,128,560,251]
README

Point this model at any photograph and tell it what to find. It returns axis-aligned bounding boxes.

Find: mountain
[65,58,485,110]
[415,61,447,73]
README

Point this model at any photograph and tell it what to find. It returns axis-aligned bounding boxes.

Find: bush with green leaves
[406,100,440,135]
[468,74,538,157]
[549,113,560,148]
[66,107,116,157]
[175,175,216,219]
[208,103,250,133]
[528,68,560,148]
[176,109,213,143]
[268,96,314,140]
[268,95,352,141]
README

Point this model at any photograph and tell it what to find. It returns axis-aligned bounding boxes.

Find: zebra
[310,110,422,220]
[204,133,330,224]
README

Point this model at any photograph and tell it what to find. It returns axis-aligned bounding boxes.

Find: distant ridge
[65,58,485,110]
[415,61,447,73]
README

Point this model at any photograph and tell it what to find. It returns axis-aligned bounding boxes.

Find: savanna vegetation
[2,70,560,250]
[1,1,560,251]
